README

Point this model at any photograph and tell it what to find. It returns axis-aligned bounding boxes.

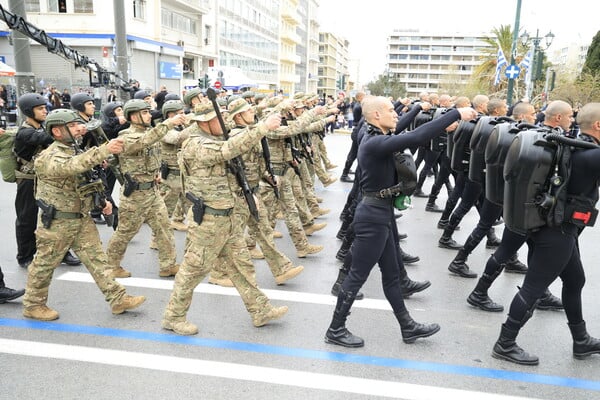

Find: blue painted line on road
[1,317,598,392]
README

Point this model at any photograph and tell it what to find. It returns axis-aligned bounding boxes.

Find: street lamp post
[520,29,555,100]
[506,0,522,107]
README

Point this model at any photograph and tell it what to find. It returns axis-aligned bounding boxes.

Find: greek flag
[520,49,533,82]
[494,47,508,86]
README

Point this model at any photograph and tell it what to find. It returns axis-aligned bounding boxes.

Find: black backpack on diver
[469,116,514,184]
[503,127,599,235]
[450,115,481,173]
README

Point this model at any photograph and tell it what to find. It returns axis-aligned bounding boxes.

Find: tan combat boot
[275,265,304,285]
[326,163,338,170]
[312,208,331,218]
[304,222,327,236]
[323,176,338,187]
[208,276,234,287]
[111,295,146,314]
[159,264,179,278]
[272,230,283,239]
[111,266,132,278]
[23,305,59,321]
[296,244,324,258]
[248,246,265,260]
[162,319,199,335]
[252,305,289,327]
[170,220,188,231]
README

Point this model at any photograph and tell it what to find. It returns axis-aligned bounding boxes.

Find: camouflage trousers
[106,186,177,273]
[296,160,320,217]
[310,136,331,184]
[23,215,125,308]
[260,166,309,251]
[164,209,271,321]
[211,193,293,281]
[314,134,333,167]
[159,172,189,222]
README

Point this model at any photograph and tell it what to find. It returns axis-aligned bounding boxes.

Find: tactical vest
[503,129,599,234]
[118,129,162,178]
[451,116,480,172]
[468,116,513,184]
[484,121,525,205]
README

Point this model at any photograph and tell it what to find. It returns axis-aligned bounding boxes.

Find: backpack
[503,128,598,234]
[0,127,18,183]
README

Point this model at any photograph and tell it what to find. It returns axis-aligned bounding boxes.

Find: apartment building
[318,31,349,97]
[387,29,491,98]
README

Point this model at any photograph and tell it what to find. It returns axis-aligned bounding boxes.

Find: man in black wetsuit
[324,96,476,348]
[491,102,600,366]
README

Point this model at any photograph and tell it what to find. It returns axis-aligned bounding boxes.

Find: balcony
[281,3,301,24]
[280,72,301,83]
[281,29,301,45]
[280,52,301,64]
[168,0,210,14]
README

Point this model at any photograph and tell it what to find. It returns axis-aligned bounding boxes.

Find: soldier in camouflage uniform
[208,99,304,286]
[105,100,187,278]
[22,109,145,321]
[162,103,288,335]
[259,101,327,257]
[158,100,190,232]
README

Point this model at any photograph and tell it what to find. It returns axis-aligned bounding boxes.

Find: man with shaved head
[324,96,476,348]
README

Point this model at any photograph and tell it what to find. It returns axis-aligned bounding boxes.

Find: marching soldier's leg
[291,168,313,225]
[146,189,179,277]
[22,218,72,320]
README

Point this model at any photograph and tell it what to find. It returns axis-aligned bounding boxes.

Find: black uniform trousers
[484,227,526,273]
[447,177,483,229]
[429,151,453,200]
[416,149,441,190]
[342,200,408,314]
[464,199,503,252]
[342,134,359,175]
[15,178,37,265]
[506,225,584,331]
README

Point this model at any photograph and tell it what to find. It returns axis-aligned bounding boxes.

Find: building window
[25,0,40,12]
[48,0,67,12]
[204,25,212,45]
[133,0,146,19]
[73,0,93,13]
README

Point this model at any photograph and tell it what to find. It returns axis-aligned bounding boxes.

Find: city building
[318,31,349,98]
[386,29,491,98]
[549,41,591,81]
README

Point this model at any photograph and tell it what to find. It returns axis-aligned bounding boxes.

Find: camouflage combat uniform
[106,121,179,277]
[159,124,190,225]
[163,111,287,334]
[23,140,142,319]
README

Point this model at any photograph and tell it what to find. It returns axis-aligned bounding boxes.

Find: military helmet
[164,92,181,102]
[254,93,266,102]
[226,95,241,106]
[45,109,85,134]
[228,98,251,118]
[190,103,217,122]
[123,99,151,120]
[102,101,124,118]
[162,99,184,117]
[133,90,151,100]
[241,91,255,99]
[70,93,95,112]
[17,93,48,119]
[183,88,203,106]
[293,100,306,109]
[293,92,305,100]
[217,98,228,108]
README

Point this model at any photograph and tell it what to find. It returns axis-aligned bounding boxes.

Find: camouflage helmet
[17,93,48,119]
[164,92,181,102]
[227,98,251,118]
[45,109,85,134]
[70,93,95,112]
[133,90,151,100]
[226,95,241,106]
[217,97,228,108]
[102,101,123,118]
[161,99,184,117]
[293,92,305,100]
[183,88,203,106]
[254,93,267,102]
[293,100,306,109]
[241,90,255,99]
[123,99,151,120]
[190,103,217,122]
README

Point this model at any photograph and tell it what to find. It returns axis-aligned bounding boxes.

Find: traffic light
[198,74,211,89]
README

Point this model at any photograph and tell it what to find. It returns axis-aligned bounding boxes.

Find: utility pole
[8,0,35,100]
[113,0,129,100]
[506,0,522,106]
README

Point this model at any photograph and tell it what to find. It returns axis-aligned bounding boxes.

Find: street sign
[214,81,222,89]
[505,64,521,80]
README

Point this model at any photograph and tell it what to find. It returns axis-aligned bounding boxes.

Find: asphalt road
[0,132,599,400]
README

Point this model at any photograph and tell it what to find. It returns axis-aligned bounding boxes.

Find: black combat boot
[568,321,600,359]
[425,200,443,212]
[324,289,364,348]
[485,228,501,248]
[394,310,440,343]
[492,323,539,365]
[537,289,563,310]
[399,247,420,264]
[504,253,528,274]
[331,268,364,300]
[467,264,505,312]
[398,267,430,298]
[340,174,354,183]
[413,188,428,198]
[438,220,462,250]
[448,249,477,278]
[336,218,351,240]
[62,249,81,266]
[335,240,351,262]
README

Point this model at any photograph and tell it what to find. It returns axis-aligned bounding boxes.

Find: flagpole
[506,0,522,106]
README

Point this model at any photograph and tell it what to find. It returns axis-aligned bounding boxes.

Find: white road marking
[0,338,543,400]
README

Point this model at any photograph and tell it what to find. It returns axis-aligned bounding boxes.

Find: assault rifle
[205,88,259,221]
